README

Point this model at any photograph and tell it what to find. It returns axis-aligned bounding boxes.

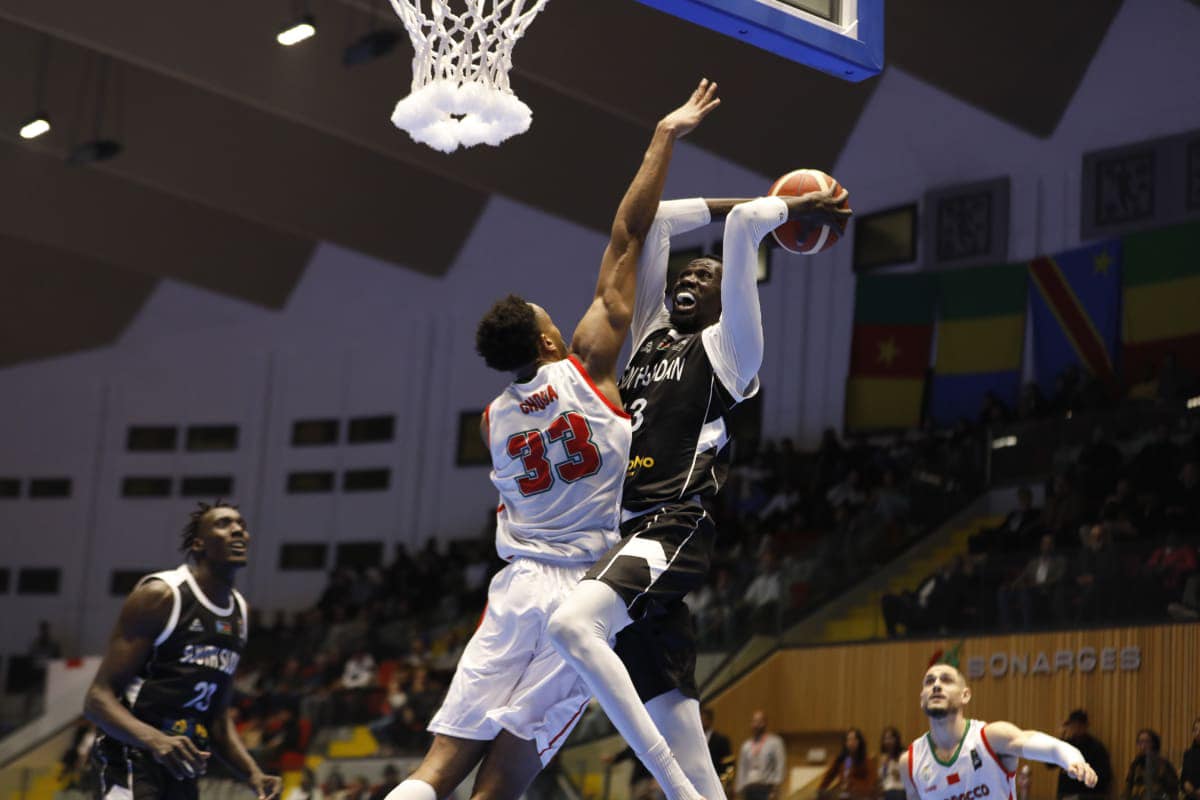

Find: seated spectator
[1166,461,1200,533]
[997,534,1066,629]
[826,469,866,514]
[368,764,400,800]
[1123,728,1178,800]
[283,769,323,800]
[1017,382,1049,421]
[1181,718,1200,800]
[1041,473,1085,548]
[1078,426,1124,508]
[1070,524,1119,622]
[1132,424,1181,494]
[970,485,1040,554]
[742,551,785,634]
[880,559,957,637]
[1142,531,1198,610]
[818,727,876,800]
[877,727,905,800]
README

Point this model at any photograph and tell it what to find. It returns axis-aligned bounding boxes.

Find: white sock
[383,779,436,800]
[548,581,704,800]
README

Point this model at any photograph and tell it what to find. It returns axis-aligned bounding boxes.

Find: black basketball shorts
[584,500,716,701]
[95,742,199,800]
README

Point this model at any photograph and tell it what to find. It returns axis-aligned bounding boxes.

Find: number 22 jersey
[487,355,632,565]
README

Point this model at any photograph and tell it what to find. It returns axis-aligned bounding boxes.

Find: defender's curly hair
[181,500,237,555]
[476,294,540,372]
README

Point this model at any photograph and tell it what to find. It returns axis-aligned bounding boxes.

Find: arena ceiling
[0,0,1123,366]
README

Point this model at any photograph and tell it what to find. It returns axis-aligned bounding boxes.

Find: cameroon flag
[1122,222,1200,383]
[845,274,936,430]
[931,264,1026,425]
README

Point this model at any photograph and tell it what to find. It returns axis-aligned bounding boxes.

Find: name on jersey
[941,786,991,800]
[519,385,559,415]
[180,644,241,675]
[620,357,684,391]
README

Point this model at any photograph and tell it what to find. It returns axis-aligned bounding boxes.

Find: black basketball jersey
[94,565,247,764]
[620,327,744,511]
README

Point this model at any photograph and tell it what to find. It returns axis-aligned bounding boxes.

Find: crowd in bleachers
[881,413,1200,637]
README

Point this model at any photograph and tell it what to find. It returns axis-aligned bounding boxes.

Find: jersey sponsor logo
[188,618,204,633]
[627,455,655,476]
[620,356,685,391]
[180,644,241,675]
[519,385,559,415]
[942,785,990,800]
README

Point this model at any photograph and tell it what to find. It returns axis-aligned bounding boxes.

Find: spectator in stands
[826,468,867,514]
[1143,531,1198,612]
[368,765,400,800]
[1017,382,1049,421]
[1123,728,1178,800]
[702,707,734,786]
[1048,710,1112,800]
[812,428,846,494]
[997,534,1067,630]
[1169,572,1200,621]
[605,745,662,800]
[880,559,956,637]
[1167,461,1200,533]
[1078,426,1125,508]
[970,486,1039,554]
[742,551,785,634]
[1071,524,1119,622]
[978,390,1012,427]
[877,727,904,800]
[1181,717,1200,800]
[1042,473,1085,547]
[284,769,322,800]
[818,727,874,800]
[736,710,787,800]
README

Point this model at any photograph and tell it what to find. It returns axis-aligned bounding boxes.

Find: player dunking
[548,186,851,800]
[382,80,720,800]
[901,662,1097,800]
[85,502,279,800]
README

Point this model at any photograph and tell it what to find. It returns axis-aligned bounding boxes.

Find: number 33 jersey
[487,355,632,565]
[96,565,247,760]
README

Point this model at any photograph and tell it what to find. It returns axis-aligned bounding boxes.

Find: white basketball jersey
[908,720,1015,800]
[487,355,632,565]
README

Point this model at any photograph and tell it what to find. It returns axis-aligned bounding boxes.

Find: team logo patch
[215,620,233,635]
[188,619,205,633]
[971,748,983,770]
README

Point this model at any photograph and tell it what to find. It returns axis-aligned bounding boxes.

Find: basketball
[767,169,850,255]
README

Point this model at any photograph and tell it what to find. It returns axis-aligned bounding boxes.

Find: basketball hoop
[387,0,550,153]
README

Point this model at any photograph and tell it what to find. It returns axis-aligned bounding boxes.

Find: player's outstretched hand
[250,771,283,800]
[1066,761,1098,788]
[781,184,853,230]
[659,78,721,138]
[148,732,209,780]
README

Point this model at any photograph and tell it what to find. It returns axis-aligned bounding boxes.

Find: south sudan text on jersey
[180,644,241,675]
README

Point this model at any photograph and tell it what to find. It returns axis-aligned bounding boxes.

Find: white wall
[2,0,1199,658]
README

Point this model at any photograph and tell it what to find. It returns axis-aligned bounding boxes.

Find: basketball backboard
[634,0,883,82]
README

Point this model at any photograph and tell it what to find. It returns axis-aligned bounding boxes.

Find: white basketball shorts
[428,557,592,764]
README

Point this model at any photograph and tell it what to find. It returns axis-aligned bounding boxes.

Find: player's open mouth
[674,291,697,311]
[230,543,247,554]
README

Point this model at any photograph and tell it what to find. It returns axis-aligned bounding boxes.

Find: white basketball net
[387,0,551,153]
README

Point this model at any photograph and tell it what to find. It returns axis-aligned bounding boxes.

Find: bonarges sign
[965,646,1141,679]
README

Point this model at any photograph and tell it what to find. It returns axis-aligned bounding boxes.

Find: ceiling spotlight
[343,28,400,66]
[278,15,316,46]
[19,114,50,140]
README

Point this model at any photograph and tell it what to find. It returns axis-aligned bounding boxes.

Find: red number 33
[505,411,602,497]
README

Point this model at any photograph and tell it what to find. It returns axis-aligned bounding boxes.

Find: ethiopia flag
[845,273,935,430]
[931,264,1026,426]
[1123,222,1200,383]
[1029,240,1121,392]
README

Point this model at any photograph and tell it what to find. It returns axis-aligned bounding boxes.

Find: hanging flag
[931,264,1026,426]
[1029,240,1121,392]
[844,273,936,430]
[1122,222,1200,384]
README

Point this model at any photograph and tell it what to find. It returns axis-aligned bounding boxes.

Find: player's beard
[925,706,950,719]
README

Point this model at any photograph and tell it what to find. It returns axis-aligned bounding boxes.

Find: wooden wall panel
[708,625,1200,799]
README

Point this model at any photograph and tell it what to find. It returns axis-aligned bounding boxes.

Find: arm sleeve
[1018,732,1085,769]
[701,197,786,402]
[629,198,712,355]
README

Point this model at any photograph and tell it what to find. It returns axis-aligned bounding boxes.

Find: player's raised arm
[983,721,1098,788]
[570,79,720,385]
[84,581,210,780]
